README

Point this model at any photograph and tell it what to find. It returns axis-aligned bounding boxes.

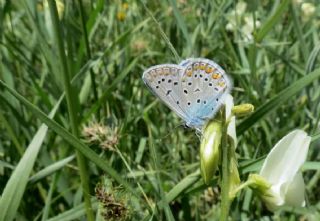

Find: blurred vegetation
[0,0,320,220]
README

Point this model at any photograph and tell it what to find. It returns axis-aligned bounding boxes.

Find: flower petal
[225,94,237,147]
[259,129,310,208]
[260,130,310,185]
[284,172,306,207]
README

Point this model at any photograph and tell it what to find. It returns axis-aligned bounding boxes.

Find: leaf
[0,97,62,221]
[165,171,201,203]
[238,68,320,134]
[255,0,290,43]
[0,80,139,197]
[46,200,99,221]
[167,0,192,55]
[28,155,75,184]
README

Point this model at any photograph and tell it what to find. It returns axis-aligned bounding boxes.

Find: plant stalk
[220,109,231,221]
[47,1,94,220]
[77,0,99,120]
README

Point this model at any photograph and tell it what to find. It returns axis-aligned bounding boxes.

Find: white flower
[225,1,247,32]
[301,3,316,18]
[258,130,311,211]
[242,16,261,41]
[235,1,247,15]
[225,94,237,147]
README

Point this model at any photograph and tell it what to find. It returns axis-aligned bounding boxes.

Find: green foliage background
[0,0,320,220]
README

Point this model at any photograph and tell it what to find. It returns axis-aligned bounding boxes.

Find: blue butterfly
[142,58,232,130]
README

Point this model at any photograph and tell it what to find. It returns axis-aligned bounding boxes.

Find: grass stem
[47,1,94,220]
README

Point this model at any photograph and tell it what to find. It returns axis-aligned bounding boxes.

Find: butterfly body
[142,58,232,130]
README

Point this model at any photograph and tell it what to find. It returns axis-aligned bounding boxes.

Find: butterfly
[142,58,232,131]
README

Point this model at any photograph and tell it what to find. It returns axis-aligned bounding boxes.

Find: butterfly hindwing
[178,58,232,128]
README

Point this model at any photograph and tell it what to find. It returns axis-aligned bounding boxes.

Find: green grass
[1,0,320,220]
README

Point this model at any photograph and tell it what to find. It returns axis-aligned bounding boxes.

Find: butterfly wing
[142,64,191,122]
[178,58,232,128]
[142,58,232,130]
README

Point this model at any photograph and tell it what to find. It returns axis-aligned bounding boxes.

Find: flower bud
[232,104,254,117]
[200,120,222,185]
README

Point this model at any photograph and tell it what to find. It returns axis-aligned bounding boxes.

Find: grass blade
[0,98,61,221]
[47,200,99,221]
[238,68,320,134]
[0,79,138,197]
[28,155,75,184]
[167,0,192,55]
[47,1,93,220]
[255,0,290,43]
[165,171,201,203]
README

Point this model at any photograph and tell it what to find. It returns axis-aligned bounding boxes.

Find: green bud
[232,104,254,117]
[200,120,222,185]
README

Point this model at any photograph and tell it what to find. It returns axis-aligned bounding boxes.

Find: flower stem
[220,110,231,221]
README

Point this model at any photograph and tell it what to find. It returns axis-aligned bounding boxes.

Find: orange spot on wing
[206,66,215,74]
[156,69,162,75]
[163,68,170,75]
[186,67,193,77]
[212,73,221,79]
[218,81,225,87]
[199,63,206,70]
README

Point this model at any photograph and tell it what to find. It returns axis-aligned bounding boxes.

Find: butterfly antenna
[156,122,185,141]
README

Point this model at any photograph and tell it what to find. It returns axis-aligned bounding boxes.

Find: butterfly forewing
[142,64,190,122]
